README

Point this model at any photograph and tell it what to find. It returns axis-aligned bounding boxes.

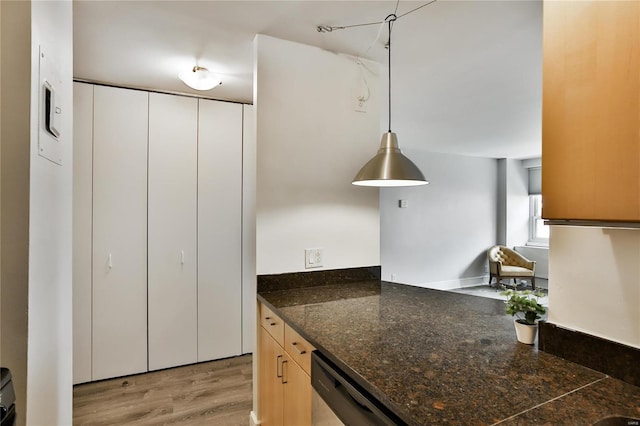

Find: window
[529,194,549,245]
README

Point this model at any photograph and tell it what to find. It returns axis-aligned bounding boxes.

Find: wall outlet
[305,248,323,269]
[390,273,397,282]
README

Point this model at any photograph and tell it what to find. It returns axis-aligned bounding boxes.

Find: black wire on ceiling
[316,0,438,33]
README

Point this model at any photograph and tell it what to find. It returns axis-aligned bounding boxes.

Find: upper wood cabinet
[542,1,640,221]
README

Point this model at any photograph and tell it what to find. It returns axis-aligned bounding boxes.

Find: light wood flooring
[73,354,252,426]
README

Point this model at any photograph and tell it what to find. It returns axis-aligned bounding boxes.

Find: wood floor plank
[73,355,252,426]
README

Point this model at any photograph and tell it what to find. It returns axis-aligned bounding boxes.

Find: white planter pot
[513,319,538,345]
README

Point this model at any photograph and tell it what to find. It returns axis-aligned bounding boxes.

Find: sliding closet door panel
[197,100,243,361]
[73,82,93,384]
[92,85,148,380]
[148,93,198,371]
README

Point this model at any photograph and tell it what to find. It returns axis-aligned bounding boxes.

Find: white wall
[27,1,74,424]
[0,0,2,361]
[497,158,529,247]
[1,2,31,424]
[0,1,72,423]
[506,159,529,247]
[548,226,640,349]
[380,151,497,289]
[255,35,380,275]
[497,160,506,245]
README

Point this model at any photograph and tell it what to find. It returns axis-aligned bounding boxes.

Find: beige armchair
[487,245,536,289]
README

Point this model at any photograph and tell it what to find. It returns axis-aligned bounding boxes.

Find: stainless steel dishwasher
[311,351,406,426]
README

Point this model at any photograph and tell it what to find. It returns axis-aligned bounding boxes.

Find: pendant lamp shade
[353,132,427,186]
[352,14,428,187]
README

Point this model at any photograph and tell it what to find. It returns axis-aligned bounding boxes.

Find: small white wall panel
[197,99,243,361]
[148,93,198,370]
[92,85,148,380]
[72,82,93,384]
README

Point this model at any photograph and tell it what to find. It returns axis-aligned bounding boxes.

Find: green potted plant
[500,286,547,344]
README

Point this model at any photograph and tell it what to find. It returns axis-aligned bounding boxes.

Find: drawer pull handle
[291,341,306,355]
[281,360,288,384]
[265,316,276,326]
[276,354,283,378]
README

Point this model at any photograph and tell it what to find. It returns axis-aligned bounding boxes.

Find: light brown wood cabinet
[258,302,314,426]
[542,1,640,221]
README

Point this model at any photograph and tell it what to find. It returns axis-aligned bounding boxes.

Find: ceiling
[74,0,542,159]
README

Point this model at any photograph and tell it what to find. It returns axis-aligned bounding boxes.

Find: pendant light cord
[386,14,396,133]
[317,0,437,33]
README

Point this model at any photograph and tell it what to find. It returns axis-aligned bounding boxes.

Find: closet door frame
[72,82,93,384]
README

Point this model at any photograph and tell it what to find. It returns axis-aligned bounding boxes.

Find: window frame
[528,194,549,246]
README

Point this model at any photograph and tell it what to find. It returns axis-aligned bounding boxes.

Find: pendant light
[352,14,428,187]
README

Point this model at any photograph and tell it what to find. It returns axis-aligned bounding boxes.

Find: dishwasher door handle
[337,381,375,414]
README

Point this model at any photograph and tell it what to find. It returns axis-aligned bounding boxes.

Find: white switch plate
[399,199,408,208]
[305,248,323,269]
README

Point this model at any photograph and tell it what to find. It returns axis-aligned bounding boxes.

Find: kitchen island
[258,279,640,425]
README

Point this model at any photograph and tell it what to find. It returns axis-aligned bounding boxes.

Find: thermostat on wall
[43,80,61,139]
[38,45,63,165]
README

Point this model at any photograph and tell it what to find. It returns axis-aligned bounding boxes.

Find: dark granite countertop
[258,280,640,425]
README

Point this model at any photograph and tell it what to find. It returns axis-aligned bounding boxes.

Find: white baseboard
[414,275,488,291]
[250,411,260,426]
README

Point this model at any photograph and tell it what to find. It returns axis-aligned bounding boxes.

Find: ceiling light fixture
[178,66,222,91]
[352,14,428,187]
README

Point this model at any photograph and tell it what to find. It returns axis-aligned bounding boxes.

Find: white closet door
[92,85,148,380]
[197,100,243,361]
[73,82,93,384]
[148,93,198,370]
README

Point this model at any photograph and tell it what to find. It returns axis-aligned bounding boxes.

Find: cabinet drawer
[259,302,284,346]
[285,323,315,375]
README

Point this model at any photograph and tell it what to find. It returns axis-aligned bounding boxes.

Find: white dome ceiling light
[178,66,222,91]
